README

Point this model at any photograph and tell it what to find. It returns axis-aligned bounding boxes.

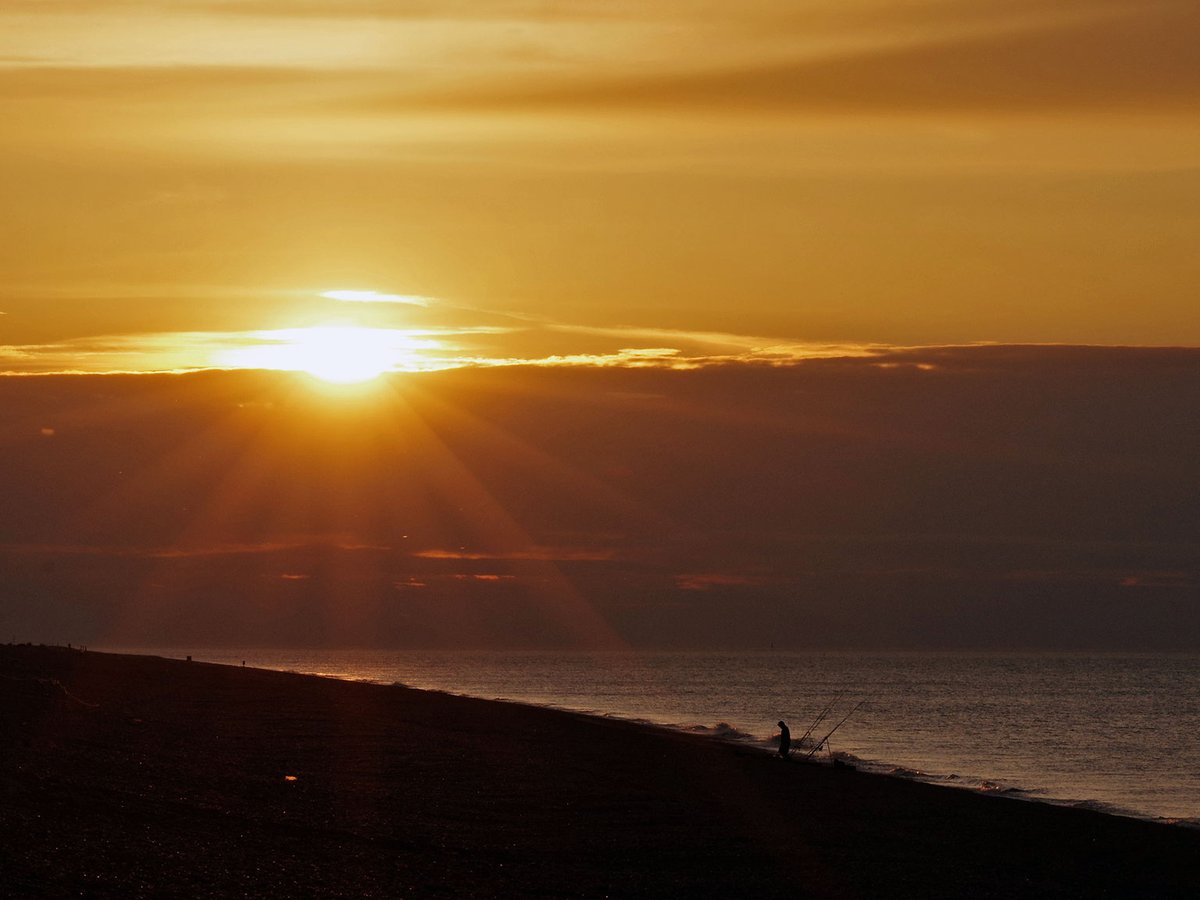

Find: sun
[288,326,398,384]
[215,325,442,383]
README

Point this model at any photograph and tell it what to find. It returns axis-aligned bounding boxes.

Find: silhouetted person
[778,720,791,759]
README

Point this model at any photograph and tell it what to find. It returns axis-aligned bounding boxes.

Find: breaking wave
[683,722,759,743]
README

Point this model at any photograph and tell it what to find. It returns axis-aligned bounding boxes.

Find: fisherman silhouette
[777,720,791,759]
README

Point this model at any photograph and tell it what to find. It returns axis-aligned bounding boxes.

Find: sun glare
[216,326,442,383]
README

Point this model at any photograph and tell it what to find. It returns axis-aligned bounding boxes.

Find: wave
[1058,798,1138,818]
[887,766,929,779]
[1160,817,1200,830]
[683,722,760,743]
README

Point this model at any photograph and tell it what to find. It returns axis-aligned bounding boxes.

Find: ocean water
[121,649,1200,827]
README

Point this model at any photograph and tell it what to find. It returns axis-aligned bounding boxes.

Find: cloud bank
[0,347,1196,649]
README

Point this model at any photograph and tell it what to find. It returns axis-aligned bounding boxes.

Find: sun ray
[384,382,629,649]
[400,375,676,540]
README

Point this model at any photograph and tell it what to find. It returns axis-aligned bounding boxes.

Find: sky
[2,0,1199,371]
[0,3,1197,648]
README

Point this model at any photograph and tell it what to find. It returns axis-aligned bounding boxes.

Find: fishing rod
[797,690,844,749]
[804,699,865,760]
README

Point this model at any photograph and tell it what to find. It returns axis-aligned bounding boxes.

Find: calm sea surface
[117,649,1200,826]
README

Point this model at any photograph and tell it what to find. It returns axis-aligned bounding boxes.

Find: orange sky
[2,1,1199,374]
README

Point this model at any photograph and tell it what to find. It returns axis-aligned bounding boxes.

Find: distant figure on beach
[777,720,791,759]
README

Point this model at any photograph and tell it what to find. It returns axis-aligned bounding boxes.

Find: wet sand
[2,645,1197,898]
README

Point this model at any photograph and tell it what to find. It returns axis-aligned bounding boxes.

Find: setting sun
[214,325,443,383]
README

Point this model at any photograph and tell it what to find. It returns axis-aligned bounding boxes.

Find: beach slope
[2,646,1197,898]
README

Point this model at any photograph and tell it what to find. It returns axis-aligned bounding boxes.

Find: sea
[114,648,1200,828]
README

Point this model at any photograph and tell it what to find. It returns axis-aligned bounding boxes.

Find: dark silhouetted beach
[2,645,1197,898]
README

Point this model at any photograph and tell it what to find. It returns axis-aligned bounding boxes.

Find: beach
[3,646,1198,898]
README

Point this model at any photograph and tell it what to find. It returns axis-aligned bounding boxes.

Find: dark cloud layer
[1,346,1197,649]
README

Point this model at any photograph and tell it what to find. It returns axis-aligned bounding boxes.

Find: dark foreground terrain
[1,645,1197,898]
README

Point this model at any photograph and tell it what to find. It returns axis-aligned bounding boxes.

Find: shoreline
[314,680,1199,831]
[4,644,1199,897]
[106,644,1200,831]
